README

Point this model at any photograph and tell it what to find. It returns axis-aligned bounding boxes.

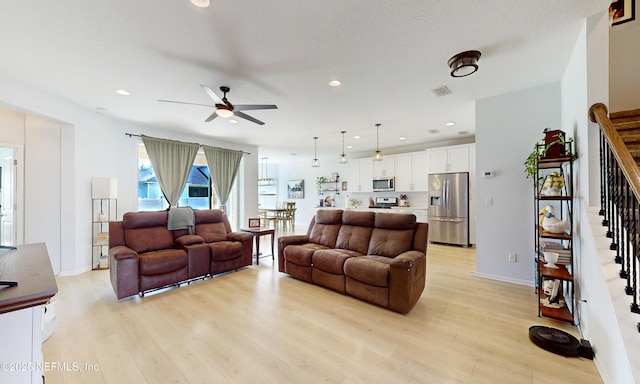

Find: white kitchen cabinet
[347,158,373,193]
[372,157,395,178]
[394,153,429,192]
[429,145,470,174]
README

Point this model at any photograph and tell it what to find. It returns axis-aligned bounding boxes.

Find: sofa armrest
[109,245,138,261]
[228,232,254,243]
[108,245,140,299]
[389,250,426,314]
[175,234,204,246]
[390,250,425,270]
[277,235,310,272]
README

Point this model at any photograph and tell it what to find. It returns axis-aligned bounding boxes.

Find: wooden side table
[240,227,275,265]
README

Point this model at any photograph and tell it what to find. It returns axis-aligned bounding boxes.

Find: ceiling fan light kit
[159,85,277,125]
[312,136,320,168]
[448,50,481,77]
[339,131,348,164]
[373,123,383,161]
[190,0,210,8]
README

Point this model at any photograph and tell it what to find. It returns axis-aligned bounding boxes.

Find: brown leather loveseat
[278,209,429,314]
[109,209,252,299]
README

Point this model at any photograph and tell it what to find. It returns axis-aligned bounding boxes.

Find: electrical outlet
[509,253,517,263]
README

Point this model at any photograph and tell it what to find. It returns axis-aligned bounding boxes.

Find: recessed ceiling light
[229,119,238,124]
[115,89,130,96]
[190,0,210,7]
[353,135,360,139]
[399,137,406,140]
[329,80,342,87]
[347,145,353,149]
[445,122,456,126]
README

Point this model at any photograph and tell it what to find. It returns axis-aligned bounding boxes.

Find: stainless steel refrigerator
[428,172,469,246]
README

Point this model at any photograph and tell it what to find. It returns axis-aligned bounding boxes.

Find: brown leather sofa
[278,209,429,314]
[109,209,253,299]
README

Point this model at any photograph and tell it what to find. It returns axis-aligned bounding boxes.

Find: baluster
[621,178,629,279]
[607,146,615,238]
[613,163,622,262]
[600,131,608,220]
[630,197,639,303]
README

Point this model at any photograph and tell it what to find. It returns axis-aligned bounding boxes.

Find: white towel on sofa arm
[167,206,195,234]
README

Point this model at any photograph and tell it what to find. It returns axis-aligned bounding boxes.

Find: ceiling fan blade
[204,111,218,122]
[200,84,224,104]
[234,104,278,111]
[158,99,214,108]
[234,111,265,125]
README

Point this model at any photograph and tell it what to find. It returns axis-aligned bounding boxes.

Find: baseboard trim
[473,272,534,287]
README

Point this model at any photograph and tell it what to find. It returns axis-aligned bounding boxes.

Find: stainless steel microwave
[373,177,395,192]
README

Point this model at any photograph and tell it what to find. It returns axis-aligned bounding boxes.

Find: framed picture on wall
[287,179,304,199]
[610,0,635,25]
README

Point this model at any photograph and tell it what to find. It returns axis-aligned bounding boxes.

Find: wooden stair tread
[611,108,640,121]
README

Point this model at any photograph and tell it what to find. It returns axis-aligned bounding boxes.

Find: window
[137,145,217,211]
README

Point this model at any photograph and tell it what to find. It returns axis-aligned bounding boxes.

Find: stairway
[611,109,640,166]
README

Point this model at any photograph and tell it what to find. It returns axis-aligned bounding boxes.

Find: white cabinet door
[428,149,448,174]
[429,145,469,174]
[447,146,469,173]
[348,158,373,192]
[394,155,412,191]
[373,157,395,178]
[347,160,361,192]
[394,153,428,192]
[411,153,429,191]
[359,158,373,192]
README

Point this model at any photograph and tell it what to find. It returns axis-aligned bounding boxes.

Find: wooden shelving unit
[534,142,575,324]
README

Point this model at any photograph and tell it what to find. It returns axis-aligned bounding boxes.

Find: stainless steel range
[369,197,399,209]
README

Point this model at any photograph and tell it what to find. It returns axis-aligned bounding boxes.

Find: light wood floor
[43,229,602,383]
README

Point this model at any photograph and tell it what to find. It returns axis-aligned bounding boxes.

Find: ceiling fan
[159,85,277,125]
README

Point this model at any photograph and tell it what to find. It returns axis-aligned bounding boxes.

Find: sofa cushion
[313,249,362,274]
[368,228,414,257]
[336,225,373,254]
[209,241,243,261]
[374,212,417,230]
[344,255,392,287]
[195,222,228,243]
[122,211,175,253]
[308,209,343,248]
[284,243,328,267]
[139,249,188,276]
[342,210,375,227]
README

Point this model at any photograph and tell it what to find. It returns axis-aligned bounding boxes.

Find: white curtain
[203,145,243,213]
[141,135,199,207]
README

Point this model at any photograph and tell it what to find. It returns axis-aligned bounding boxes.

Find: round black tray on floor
[529,326,580,357]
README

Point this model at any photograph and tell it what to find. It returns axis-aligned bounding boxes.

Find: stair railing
[589,103,640,331]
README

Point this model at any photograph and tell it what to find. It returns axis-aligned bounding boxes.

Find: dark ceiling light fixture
[447,50,481,77]
[312,137,320,168]
[373,123,383,161]
[339,131,348,164]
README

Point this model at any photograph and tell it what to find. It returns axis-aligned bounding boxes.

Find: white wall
[475,82,561,284]
[609,14,640,112]
[566,13,638,384]
[0,74,259,275]
[276,155,349,226]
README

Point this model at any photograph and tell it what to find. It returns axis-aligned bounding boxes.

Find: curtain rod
[125,133,251,155]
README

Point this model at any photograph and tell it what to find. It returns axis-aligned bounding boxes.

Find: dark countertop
[0,243,58,315]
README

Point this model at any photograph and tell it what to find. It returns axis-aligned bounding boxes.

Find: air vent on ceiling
[458,130,469,135]
[429,129,440,134]
[431,86,451,97]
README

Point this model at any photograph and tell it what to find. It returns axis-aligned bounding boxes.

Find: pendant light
[258,157,275,186]
[373,123,383,161]
[339,131,348,164]
[312,137,320,167]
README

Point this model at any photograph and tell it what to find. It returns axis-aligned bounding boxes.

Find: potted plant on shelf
[524,130,576,184]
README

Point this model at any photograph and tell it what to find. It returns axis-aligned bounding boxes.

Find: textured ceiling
[0,1,608,163]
